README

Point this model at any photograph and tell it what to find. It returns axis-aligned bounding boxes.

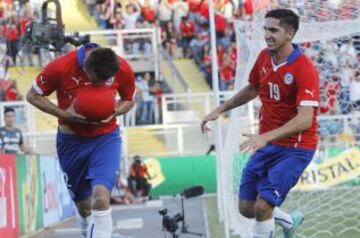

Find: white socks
[273,207,293,230]
[87,209,113,238]
[253,219,275,238]
[77,213,91,237]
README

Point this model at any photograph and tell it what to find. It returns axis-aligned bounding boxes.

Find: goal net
[223,1,360,237]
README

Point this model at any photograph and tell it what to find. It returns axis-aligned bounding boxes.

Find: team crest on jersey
[105,76,115,86]
[284,73,294,85]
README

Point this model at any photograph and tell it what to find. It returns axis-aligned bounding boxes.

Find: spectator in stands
[219,52,235,91]
[127,155,151,198]
[350,71,360,110]
[141,0,156,24]
[151,81,164,123]
[111,10,123,29]
[172,0,189,33]
[136,72,155,124]
[110,173,135,205]
[5,80,22,101]
[161,21,177,57]
[200,44,212,87]
[122,1,141,29]
[157,0,173,30]
[179,16,195,58]
[5,15,20,67]
[0,107,34,155]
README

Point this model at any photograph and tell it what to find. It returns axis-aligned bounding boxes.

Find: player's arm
[261,106,313,141]
[201,84,258,133]
[240,106,314,152]
[26,88,66,119]
[201,50,263,133]
[115,100,135,116]
[26,60,94,125]
[26,87,93,124]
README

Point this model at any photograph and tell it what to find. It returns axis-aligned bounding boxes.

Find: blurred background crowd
[0,0,359,144]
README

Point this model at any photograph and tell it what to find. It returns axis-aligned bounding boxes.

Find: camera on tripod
[159,208,184,233]
[158,185,204,238]
[25,0,90,51]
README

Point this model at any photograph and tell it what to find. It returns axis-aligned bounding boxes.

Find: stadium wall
[0,154,76,237]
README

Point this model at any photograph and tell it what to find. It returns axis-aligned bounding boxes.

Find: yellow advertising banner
[294,147,360,191]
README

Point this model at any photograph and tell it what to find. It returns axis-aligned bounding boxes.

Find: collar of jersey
[270,43,301,71]
[76,43,100,67]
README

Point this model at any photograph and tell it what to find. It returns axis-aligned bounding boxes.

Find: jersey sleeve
[32,57,63,96]
[295,60,320,107]
[117,59,136,101]
[248,51,263,90]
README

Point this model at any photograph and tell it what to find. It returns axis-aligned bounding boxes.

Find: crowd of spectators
[0,0,36,103]
[84,0,360,142]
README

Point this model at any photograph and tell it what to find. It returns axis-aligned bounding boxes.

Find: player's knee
[238,201,255,218]
[93,195,110,210]
[254,199,273,220]
[76,198,92,217]
[92,185,111,210]
[78,206,92,218]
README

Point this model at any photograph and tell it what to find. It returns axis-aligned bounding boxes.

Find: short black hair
[265,9,299,35]
[4,107,15,114]
[84,47,119,80]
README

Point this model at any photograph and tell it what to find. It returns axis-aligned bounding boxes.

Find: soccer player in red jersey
[201,9,319,238]
[26,44,135,238]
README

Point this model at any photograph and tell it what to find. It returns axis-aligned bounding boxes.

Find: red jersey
[221,65,235,81]
[249,45,319,149]
[180,21,195,37]
[4,25,19,41]
[32,49,135,137]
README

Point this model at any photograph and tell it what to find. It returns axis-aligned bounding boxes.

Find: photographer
[127,155,152,199]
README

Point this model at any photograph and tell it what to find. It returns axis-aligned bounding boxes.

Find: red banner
[0,154,19,238]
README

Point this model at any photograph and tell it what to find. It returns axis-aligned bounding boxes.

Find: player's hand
[201,109,221,134]
[239,133,268,153]
[100,111,117,124]
[61,100,98,125]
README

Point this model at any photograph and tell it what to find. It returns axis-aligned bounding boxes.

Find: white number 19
[268,82,280,101]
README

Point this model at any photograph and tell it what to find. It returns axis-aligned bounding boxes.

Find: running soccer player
[26,44,135,238]
[201,9,319,238]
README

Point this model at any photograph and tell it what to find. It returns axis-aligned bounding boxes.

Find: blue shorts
[56,127,121,202]
[239,144,315,207]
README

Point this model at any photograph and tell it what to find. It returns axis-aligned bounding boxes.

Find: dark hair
[4,107,15,114]
[265,9,299,35]
[84,47,119,80]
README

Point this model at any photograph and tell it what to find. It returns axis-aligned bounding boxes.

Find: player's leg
[76,197,92,237]
[87,128,121,238]
[253,196,275,238]
[87,185,113,238]
[260,146,314,238]
[56,131,94,237]
[239,144,278,218]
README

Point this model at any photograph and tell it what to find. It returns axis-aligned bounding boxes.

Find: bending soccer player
[201,9,319,238]
[26,44,135,238]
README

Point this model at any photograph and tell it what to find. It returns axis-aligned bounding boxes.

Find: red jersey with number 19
[248,45,319,149]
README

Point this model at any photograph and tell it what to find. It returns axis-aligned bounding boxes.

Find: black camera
[159,209,184,233]
[158,186,204,238]
[26,0,90,51]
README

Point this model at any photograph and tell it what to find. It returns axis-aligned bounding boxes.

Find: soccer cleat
[282,210,304,238]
